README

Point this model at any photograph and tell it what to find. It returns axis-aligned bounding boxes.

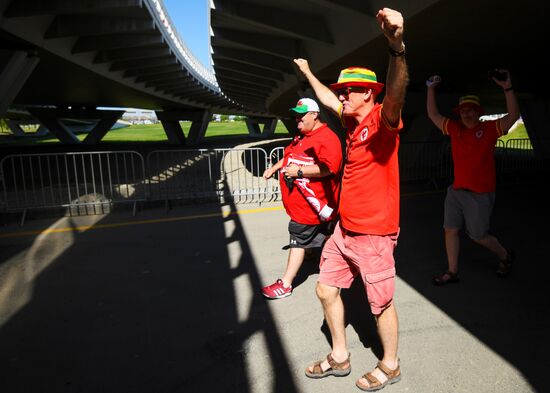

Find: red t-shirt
[443,118,503,193]
[279,124,343,225]
[339,104,403,235]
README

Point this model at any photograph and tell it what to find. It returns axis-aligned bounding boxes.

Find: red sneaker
[262,279,292,299]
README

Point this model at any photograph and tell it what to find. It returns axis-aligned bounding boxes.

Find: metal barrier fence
[0,151,146,219]
[146,147,276,204]
[499,138,545,173]
[0,139,545,221]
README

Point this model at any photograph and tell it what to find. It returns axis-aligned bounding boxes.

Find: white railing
[146,0,219,90]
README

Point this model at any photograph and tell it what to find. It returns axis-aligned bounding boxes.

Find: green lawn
[0,120,291,145]
[498,122,528,141]
[0,119,532,147]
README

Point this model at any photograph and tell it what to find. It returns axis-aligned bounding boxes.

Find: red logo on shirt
[475,129,484,139]
[360,127,369,142]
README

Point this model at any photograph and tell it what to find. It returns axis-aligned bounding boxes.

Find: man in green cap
[261,97,342,300]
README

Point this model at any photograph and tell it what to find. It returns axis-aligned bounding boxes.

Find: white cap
[289,98,320,114]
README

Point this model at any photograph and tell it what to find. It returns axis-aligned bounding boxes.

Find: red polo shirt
[443,118,503,193]
[339,104,403,235]
[280,124,343,225]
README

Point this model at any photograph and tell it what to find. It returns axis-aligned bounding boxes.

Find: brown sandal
[497,249,515,277]
[432,270,459,286]
[305,353,351,379]
[356,360,401,391]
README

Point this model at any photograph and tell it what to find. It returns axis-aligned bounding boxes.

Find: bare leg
[281,247,305,288]
[445,228,460,273]
[356,303,399,388]
[306,282,349,372]
[474,234,508,259]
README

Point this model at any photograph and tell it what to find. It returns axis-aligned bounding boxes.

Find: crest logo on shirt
[360,127,369,142]
[475,129,484,139]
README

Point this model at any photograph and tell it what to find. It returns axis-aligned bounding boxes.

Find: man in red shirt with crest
[426,71,519,285]
[294,7,408,392]
[262,98,343,300]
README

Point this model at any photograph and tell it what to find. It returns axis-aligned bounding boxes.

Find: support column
[5,119,27,136]
[83,110,125,144]
[28,108,80,144]
[245,116,278,138]
[187,110,211,145]
[0,51,40,118]
[28,107,124,145]
[155,109,211,146]
[280,117,297,136]
[519,97,550,159]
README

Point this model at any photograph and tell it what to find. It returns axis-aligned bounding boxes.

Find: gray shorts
[444,186,495,240]
[288,220,334,249]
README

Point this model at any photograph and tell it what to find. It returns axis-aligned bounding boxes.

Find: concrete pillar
[5,119,26,136]
[83,110,125,144]
[519,98,550,159]
[155,109,211,146]
[27,108,124,145]
[280,117,297,136]
[0,51,40,118]
[245,116,278,138]
[187,110,211,145]
[28,108,81,144]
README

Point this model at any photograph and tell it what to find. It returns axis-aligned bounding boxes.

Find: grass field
[0,118,531,146]
[0,121,291,145]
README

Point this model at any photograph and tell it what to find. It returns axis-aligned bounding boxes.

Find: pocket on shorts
[365,267,395,284]
[364,267,396,312]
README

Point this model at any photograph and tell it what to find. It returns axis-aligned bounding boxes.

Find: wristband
[426,75,442,87]
[389,44,406,57]
[504,87,514,92]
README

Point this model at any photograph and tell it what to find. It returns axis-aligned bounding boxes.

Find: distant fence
[0,139,546,221]
[146,148,274,204]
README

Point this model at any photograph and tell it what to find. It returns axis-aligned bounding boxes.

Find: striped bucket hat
[329,67,384,94]
[453,95,485,115]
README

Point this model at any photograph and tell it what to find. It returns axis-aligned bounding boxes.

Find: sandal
[432,270,459,286]
[356,360,401,391]
[305,353,351,379]
[497,249,515,277]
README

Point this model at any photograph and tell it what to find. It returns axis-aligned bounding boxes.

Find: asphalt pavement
[0,179,547,393]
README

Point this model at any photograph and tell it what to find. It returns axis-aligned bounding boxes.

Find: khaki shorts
[444,186,495,240]
[319,222,398,315]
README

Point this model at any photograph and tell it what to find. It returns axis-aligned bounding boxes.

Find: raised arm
[426,75,446,131]
[377,8,409,127]
[492,69,520,133]
[293,58,341,115]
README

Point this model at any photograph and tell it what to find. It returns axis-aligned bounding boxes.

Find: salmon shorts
[319,222,398,315]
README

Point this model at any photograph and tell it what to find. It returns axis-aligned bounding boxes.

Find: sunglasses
[295,111,316,119]
[334,86,368,98]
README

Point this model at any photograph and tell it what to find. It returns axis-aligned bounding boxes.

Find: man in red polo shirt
[261,98,342,299]
[294,7,408,392]
[426,71,519,285]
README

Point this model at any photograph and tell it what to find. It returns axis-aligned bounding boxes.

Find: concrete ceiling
[1,0,548,121]
[0,0,250,115]
[210,0,550,118]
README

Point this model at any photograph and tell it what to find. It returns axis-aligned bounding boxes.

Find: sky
[162,0,211,70]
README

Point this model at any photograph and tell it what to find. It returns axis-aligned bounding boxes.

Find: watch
[297,169,304,179]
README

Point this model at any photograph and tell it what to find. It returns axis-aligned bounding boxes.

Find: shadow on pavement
[0,190,299,393]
